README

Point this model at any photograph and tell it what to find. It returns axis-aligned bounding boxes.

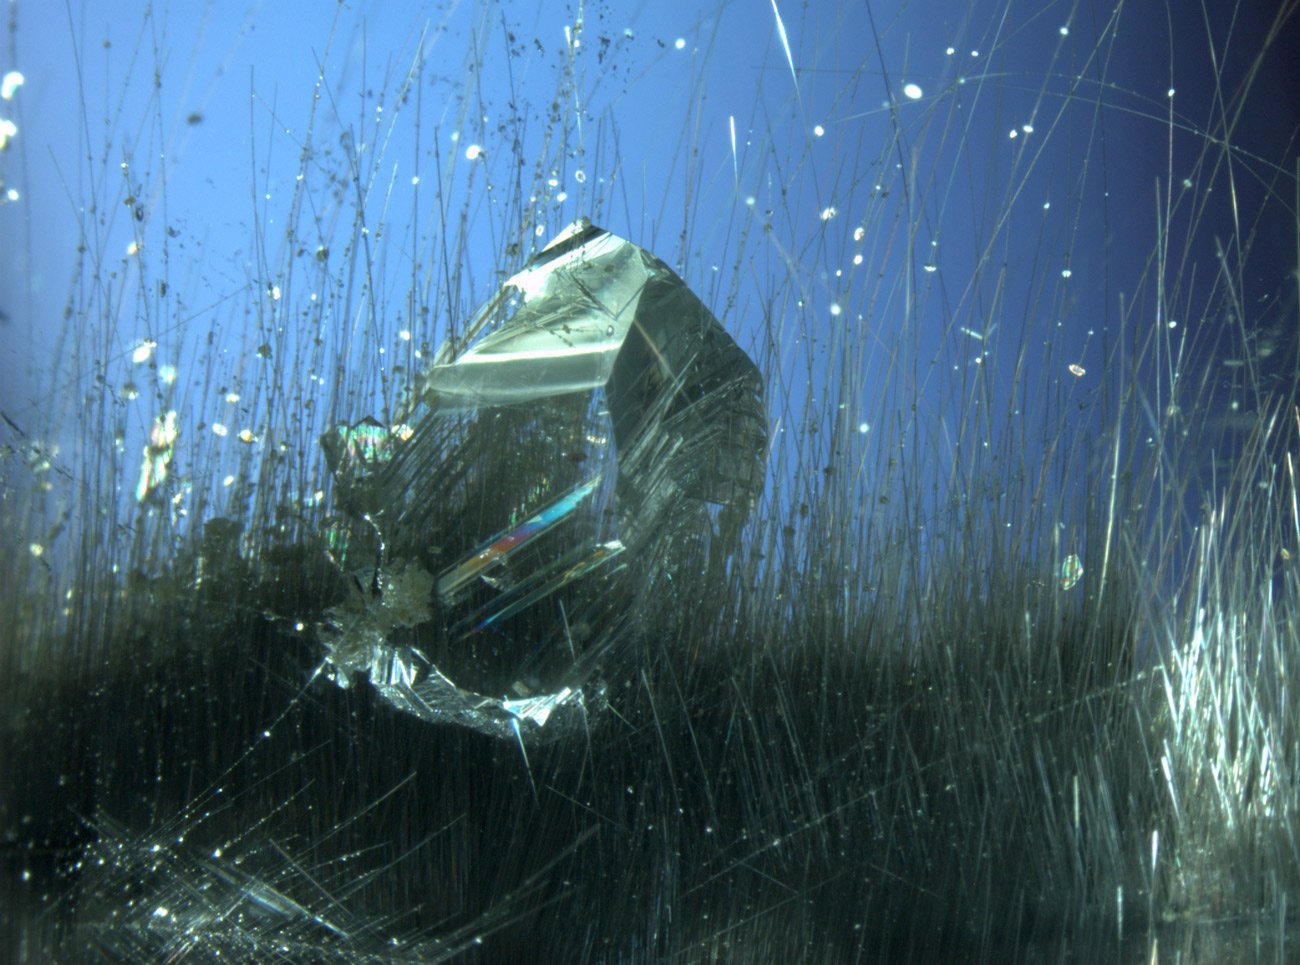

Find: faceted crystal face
[318,219,767,740]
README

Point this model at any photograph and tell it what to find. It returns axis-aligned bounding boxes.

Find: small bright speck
[853,227,865,242]
[1061,268,1072,279]
[1,71,23,100]
[225,392,240,404]
[1068,364,1086,377]
[574,170,586,183]
[1182,177,1193,189]
[411,175,420,185]
[1022,124,1034,134]
[1167,88,1175,98]
[464,144,483,160]
[223,475,235,487]
[674,38,686,50]
[820,206,837,221]
[829,303,842,316]
[923,264,937,273]
[745,196,756,206]
[29,543,43,557]
[858,422,870,433]
[0,118,14,151]
[398,329,411,341]
[902,83,923,100]
[535,225,546,236]
[946,46,955,55]
[212,423,228,437]
[970,49,979,57]
[555,191,568,202]
[1059,25,1069,36]
[4,188,17,202]
[158,365,177,385]
[1009,129,1018,139]
[127,241,140,256]
[813,124,825,136]
[132,340,157,364]
[152,907,169,919]
[1167,319,1178,329]
[1043,201,1051,210]
[237,429,255,443]
[270,285,281,301]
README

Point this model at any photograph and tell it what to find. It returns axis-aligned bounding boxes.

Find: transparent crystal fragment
[316,218,766,740]
[135,410,180,502]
